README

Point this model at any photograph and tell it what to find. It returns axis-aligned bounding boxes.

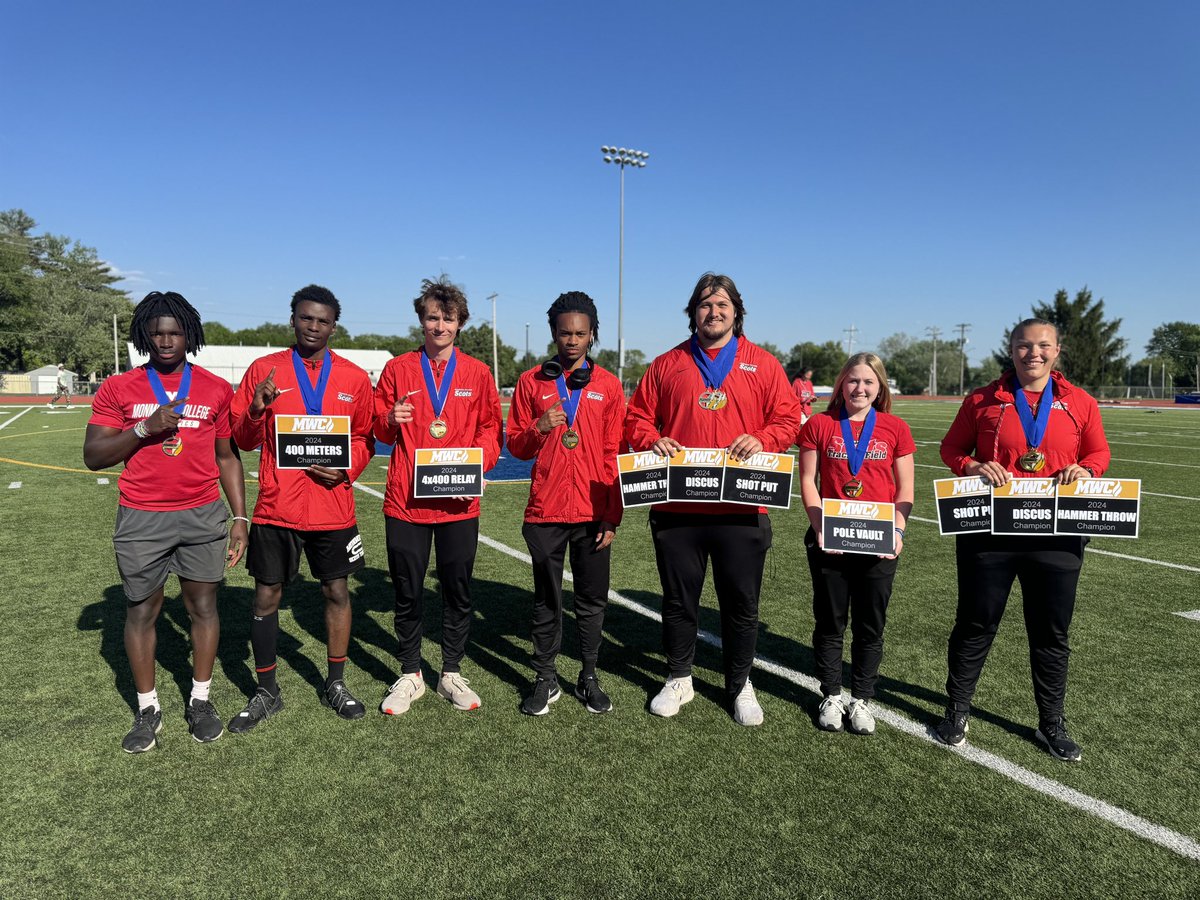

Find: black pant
[804,527,898,700]
[385,516,479,674]
[522,521,611,677]
[946,532,1086,720]
[649,511,772,700]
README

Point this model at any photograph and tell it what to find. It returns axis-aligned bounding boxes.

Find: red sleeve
[940,393,982,475]
[797,414,824,452]
[624,362,662,451]
[603,384,626,526]
[753,353,803,453]
[89,377,126,429]
[373,359,400,444]
[894,418,916,457]
[214,382,233,440]
[476,367,503,471]
[231,361,267,451]
[1076,397,1111,476]
[505,372,549,460]
[348,369,374,484]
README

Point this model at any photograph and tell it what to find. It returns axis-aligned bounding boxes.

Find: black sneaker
[185,698,224,743]
[934,707,969,747]
[322,679,366,720]
[575,673,613,714]
[122,705,162,753]
[520,676,562,716]
[227,687,284,734]
[1036,717,1082,762]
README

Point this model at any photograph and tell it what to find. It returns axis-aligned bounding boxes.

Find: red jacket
[792,378,815,416]
[625,336,802,514]
[506,363,625,526]
[231,348,374,531]
[940,370,1110,478]
[373,348,502,523]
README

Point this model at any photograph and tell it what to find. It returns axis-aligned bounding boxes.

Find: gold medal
[698,389,728,411]
[1018,448,1046,472]
[429,419,448,439]
[843,478,863,498]
[161,434,183,457]
[561,429,580,450]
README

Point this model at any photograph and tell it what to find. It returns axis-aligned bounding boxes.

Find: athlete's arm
[83,398,188,470]
[478,375,504,472]
[216,437,249,567]
[798,447,825,548]
[887,452,915,559]
[754,358,803,452]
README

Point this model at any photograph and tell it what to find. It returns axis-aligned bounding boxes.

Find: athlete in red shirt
[374,277,502,715]
[935,318,1111,761]
[506,292,625,715]
[625,273,802,726]
[85,292,248,752]
[227,285,375,732]
[798,353,914,735]
[792,367,816,423]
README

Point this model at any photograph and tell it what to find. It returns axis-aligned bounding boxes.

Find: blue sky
[3,1,1196,367]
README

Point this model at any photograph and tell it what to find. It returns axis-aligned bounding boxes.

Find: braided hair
[130,291,206,355]
[546,291,599,342]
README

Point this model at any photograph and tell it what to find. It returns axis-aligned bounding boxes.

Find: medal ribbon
[554,358,588,428]
[146,364,191,413]
[421,348,457,419]
[1012,377,1053,451]
[839,407,876,476]
[292,349,332,416]
[689,335,739,390]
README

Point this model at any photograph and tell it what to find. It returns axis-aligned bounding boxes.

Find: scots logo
[454,389,472,397]
[738,363,758,372]
[338,392,354,402]
[586,391,604,401]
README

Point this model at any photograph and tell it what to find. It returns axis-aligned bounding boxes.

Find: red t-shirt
[798,409,915,503]
[792,378,815,416]
[89,364,233,511]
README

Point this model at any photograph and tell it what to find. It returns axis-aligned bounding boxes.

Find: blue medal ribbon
[839,407,876,476]
[1012,377,1053,451]
[146,364,191,413]
[421,348,457,419]
[690,335,739,390]
[292,349,332,416]
[555,358,589,428]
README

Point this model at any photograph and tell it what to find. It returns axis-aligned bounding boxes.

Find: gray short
[113,499,229,602]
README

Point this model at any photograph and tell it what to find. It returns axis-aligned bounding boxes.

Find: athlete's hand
[536,398,567,435]
[965,459,1011,487]
[594,522,616,551]
[882,531,903,560]
[389,390,418,427]
[250,367,280,415]
[306,465,348,487]
[227,520,248,568]
[651,436,682,458]
[1056,464,1090,485]
[143,396,189,435]
[727,433,763,462]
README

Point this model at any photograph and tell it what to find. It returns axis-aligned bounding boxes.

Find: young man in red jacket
[507,292,625,715]
[625,273,802,726]
[228,285,375,732]
[373,277,502,715]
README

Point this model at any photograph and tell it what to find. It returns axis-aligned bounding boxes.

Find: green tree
[1145,322,1200,389]
[593,348,648,389]
[455,323,520,387]
[876,333,969,395]
[783,341,846,384]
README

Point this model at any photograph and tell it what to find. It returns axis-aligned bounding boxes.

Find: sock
[580,661,597,678]
[327,656,347,687]
[251,611,280,696]
[136,689,160,713]
[190,678,212,704]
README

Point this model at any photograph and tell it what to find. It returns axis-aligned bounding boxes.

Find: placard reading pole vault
[1055,478,1141,538]
[721,451,794,509]
[618,451,668,508]
[933,476,992,535]
[412,447,484,499]
[666,448,726,503]
[991,478,1056,535]
[821,499,896,556]
[274,415,352,469]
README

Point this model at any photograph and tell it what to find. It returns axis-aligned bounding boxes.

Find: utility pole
[525,322,530,370]
[926,326,942,396]
[843,324,859,355]
[954,322,971,395]
[488,293,499,390]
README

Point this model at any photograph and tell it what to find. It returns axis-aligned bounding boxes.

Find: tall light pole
[601,145,649,388]
[954,322,971,395]
[843,323,859,355]
[926,326,942,396]
[525,322,530,368]
[488,292,499,390]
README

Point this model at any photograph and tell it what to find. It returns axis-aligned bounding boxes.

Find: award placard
[412,447,484,498]
[666,448,726,503]
[618,451,669,508]
[821,498,896,556]
[1055,478,1141,538]
[933,476,992,535]
[991,478,1057,535]
[274,415,352,469]
[721,451,794,509]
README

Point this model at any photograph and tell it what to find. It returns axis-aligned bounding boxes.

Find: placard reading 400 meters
[274,415,352,469]
[821,499,896,556]
[412,448,484,499]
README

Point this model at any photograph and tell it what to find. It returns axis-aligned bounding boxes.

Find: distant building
[125,344,392,388]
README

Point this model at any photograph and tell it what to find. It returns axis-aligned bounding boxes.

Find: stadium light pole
[525,322,530,369]
[601,145,649,388]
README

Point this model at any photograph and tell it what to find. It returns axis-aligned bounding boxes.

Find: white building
[125,344,393,388]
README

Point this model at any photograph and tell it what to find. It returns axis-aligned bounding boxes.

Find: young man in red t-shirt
[792,367,815,424]
[85,292,248,752]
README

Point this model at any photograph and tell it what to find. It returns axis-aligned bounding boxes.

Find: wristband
[133,420,150,439]
[231,516,250,524]
[1080,465,1094,477]
[895,527,906,540]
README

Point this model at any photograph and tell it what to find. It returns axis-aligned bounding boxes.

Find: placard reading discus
[1055,478,1141,538]
[933,476,992,535]
[822,499,896,555]
[617,451,668,508]
[666,448,726,503]
[413,447,484,499]
[721,451,794,509]
[275,415,352,470]
[991,478,1056,535]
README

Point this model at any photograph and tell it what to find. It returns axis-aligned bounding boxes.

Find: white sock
[136,689,160,713]
[190,678,212,704]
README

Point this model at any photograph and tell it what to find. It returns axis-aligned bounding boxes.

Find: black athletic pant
[385,516,479,675]
[649,511,772,701]
[946,532,1085,721]
[522,521,611,678]
[804,527,898,701]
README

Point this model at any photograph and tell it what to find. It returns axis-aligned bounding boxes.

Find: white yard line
[0,407,33,431]
[1174,611,1200,621]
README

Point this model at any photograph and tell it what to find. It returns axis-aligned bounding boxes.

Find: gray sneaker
[380,672,425,716]
[817,694,846,732]
[650,676,694,717]
[846,698,875,735]
[732,681,764,727]
[437,672,482,710]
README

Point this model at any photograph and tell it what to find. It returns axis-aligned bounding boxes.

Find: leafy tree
[455,322,520,387]
[592,348,647,388]
[1145,322,1200,389]
[783,341,846,384]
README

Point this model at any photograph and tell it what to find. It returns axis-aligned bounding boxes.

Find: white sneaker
[437,671,482,710]
[817,694,846,732]
[650,676,694,717]
[846,698,876,735]
[380,672,425,715]
[733,681,764,727]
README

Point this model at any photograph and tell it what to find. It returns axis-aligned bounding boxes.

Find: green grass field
[2,400,1199,898]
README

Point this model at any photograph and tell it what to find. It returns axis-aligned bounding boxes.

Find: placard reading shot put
[666,448,726,503]
[991,478,1056,535]
[721,451,794,509]
[1055,478,1141,538]
[274,414,352,469]
[617,451,668,508]
[933,476,992,535]
[821,498,896,556]
[412,447,484,499]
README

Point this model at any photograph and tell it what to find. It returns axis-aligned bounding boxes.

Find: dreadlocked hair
[546,291,599,340]
[130,291,206,355]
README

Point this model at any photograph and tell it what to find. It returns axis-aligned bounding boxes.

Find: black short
[247,523,365,584]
